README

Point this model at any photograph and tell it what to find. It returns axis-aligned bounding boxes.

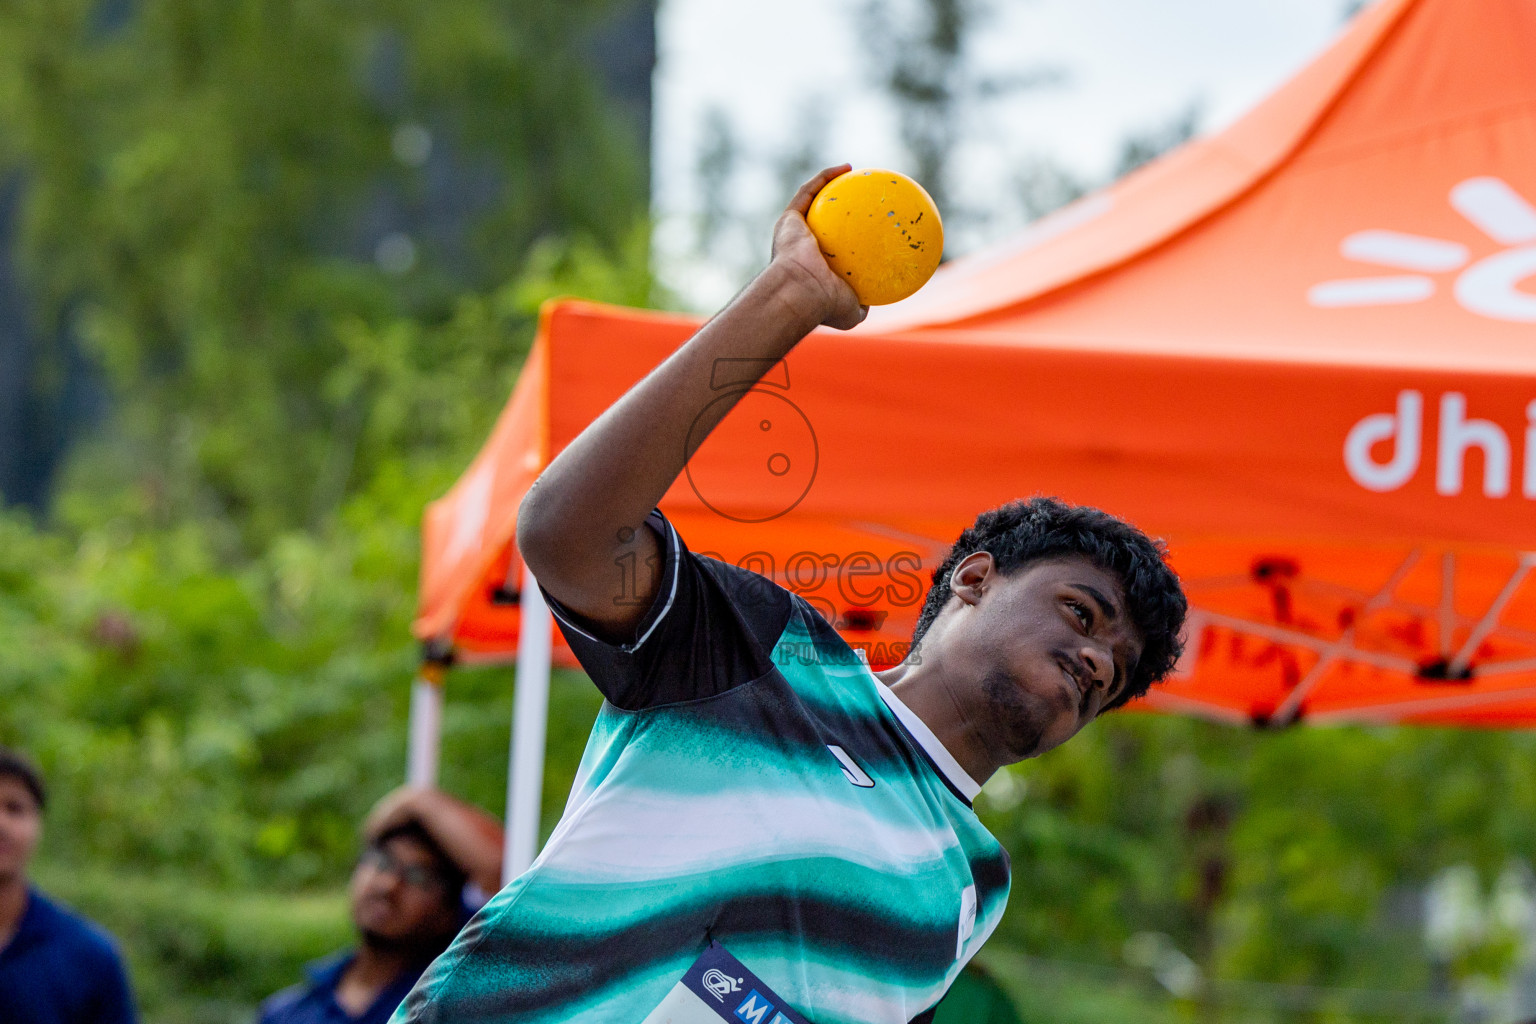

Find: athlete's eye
[1066,599,1092,629]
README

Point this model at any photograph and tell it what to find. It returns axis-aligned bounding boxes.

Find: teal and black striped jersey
[394,512,1010,1024]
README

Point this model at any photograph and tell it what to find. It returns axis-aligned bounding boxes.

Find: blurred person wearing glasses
[259,786,502,1024]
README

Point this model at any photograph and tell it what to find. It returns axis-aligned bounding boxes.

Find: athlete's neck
[876,660,1001,786]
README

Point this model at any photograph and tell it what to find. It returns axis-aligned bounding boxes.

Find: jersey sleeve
[541,510,796,711]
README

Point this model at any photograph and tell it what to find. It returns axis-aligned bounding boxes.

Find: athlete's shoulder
[692,551,797,635]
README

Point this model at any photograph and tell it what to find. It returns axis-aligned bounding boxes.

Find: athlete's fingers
[786,164,852,216]
[823,301,869,331]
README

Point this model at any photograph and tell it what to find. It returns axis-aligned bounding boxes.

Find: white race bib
[641,941,811,1024]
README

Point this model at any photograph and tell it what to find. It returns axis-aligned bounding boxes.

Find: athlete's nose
[1078,644,1114,693]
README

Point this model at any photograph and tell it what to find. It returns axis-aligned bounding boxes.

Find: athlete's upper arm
[545,512,794,710]
[521,496,667,640]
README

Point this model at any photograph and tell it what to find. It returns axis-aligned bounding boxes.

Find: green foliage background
[0,2,1532,1023]
[0,1,647,1019]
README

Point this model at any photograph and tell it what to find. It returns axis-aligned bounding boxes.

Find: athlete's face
[944,554,1143,762]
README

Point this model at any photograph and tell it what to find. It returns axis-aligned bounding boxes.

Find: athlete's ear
[949,552,995,607]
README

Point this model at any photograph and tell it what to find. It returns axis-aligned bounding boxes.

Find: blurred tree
[0,3,661,1018]
[860,0,973,212]
[0,230,652,1018]
[694,105,740,256]
[0,173,104,514]
[0,0,651,540]
[1012,155,1088,223]
[772,96,833,212]
[1008,101,1201,229]
[1112,101,1202,178]
[972,710,1536,1020]
[857,0,1062,240]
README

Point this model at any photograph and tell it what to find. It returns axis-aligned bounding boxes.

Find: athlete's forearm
[517,262,830,632]
[518,166,863,635]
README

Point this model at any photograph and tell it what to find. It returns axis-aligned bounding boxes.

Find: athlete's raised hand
[771,164,868,331]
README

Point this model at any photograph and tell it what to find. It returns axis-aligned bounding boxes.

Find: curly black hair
[910,497,1187,711]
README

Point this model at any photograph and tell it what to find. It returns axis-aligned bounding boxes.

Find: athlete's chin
[981,669,1080,762]
[1026,719,1084,759]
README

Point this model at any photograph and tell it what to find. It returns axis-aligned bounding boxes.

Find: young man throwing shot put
[393,166,1187,1024]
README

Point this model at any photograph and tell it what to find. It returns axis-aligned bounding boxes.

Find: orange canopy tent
[412,0,1536,869]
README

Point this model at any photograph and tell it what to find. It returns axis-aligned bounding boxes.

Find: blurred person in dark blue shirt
[259,787,502,1024]
[0,746,137,1024]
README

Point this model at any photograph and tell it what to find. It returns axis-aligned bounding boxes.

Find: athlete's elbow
[516,489,562,577]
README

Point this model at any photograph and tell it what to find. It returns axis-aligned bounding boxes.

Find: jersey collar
[872,677,983,803]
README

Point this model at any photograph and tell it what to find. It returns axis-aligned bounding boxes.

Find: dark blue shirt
[0,887,137,1024]
[259,951,425,1024]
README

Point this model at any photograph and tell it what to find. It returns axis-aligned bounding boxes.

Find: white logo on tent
[1308,177,1536,322]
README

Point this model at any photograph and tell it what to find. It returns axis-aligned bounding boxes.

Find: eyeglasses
[359,846,450,892]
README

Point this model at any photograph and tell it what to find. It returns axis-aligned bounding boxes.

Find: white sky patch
[654,0,1355,310]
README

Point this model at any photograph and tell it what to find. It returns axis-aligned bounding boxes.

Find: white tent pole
[406,664,446,788]
[505,565,552,884]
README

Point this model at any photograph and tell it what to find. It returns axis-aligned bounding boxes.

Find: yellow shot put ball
[805,168,943,306]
